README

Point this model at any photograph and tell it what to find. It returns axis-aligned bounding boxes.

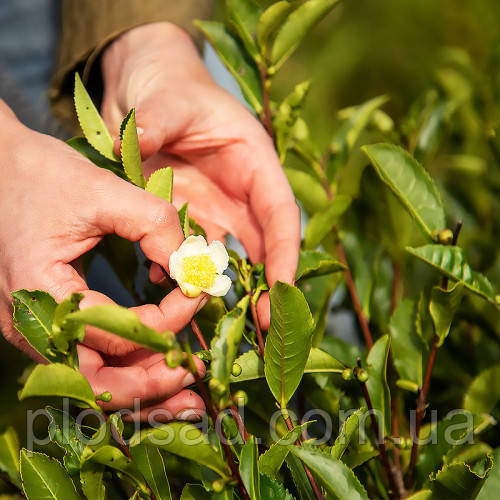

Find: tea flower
[169,235,231,298]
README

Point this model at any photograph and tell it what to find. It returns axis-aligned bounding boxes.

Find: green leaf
[67,137,126,179]
[328,95,389,178]
[226,0,262,60]
[258,423,309,479]
[80,462,105,500]
[265,282,314,408]
[389,299,425,389]
[331,408,366,460]
[11,289,62,363]
[195,21,263,114]
[406,491,432,500]
[145,167,173,203]
[240,435,260,500]
[130,445,171,500]
[260,473,295,500]
[46,407,85,475]
[406,245,496,303]
[121,109,145,188]
[463,365,500,415]
[257,1,293,53]
[20,450,80,500]
[0,427,20,488]
[304,195,351,249]
[284,168,328,215]
[270,0,340,70]
[231,347,345,383]
[365,335,391,435]
[274,80,311,161]
[429,282,464,346]
[342,449,379,469]
[295,250,346,281]
[180,484,211,500]
[82,445,147,492]
[120,108,134,140]
[19,363,98,410]
[429,459,492,500]
[130,422,230,478]
[51,293,85,354]
[74,73,117,161]
[477,448,500,500]
[178,203,190,239]
[287,446,369,500]
[68,305,178,353]
[210,296,250,399]
[362,143,446,239]
[285,454,316,500]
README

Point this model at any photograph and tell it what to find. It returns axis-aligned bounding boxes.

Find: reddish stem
[191,319,209,351]
[250,298,265,358]
[337,242,374,349]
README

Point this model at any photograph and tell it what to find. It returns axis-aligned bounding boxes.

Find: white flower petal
[205,274,232,297]
[179,281,203,298]
[178,235,208,258]
[207,240,229,274]
[168,250,179,280]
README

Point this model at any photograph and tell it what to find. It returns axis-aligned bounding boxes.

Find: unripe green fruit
[231,363,242,377]
[356,368,369,383]
[212,479,225,493]
[233,390,248,406]
[342,368,353,381]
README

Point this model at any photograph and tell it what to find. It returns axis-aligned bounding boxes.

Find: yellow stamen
[182,254,217,289]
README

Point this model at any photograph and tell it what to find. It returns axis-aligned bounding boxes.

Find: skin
[0,22,300,421]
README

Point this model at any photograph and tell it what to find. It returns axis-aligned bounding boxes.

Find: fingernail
[136,127,144,135]
[175,409,204,421]
[195,296,209,313]
[182,373,195,387]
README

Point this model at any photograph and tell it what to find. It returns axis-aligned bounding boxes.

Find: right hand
[0,100,206,420]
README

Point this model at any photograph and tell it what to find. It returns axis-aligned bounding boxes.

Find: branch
[250,295,265,358]
[183,342,250,500]
[191,319,209,351]
[405,220,463,489]
[337,241,374,349]
[259,64,274,141]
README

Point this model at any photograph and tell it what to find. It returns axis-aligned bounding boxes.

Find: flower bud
[342,368,353,381]
[356,368,369,383]
[233,390,248,406]
[231,363,242,377]
[438,229,454,245]
[212,479,225,493]
[209,378,226,397]
[96,391,112,402]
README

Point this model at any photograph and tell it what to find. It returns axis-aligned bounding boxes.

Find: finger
[256,292,271,331]
[78,344,206,410]
[122,389,205,422]
[37,263,204,356]
[93,169,184,272]
[246,137,301,286]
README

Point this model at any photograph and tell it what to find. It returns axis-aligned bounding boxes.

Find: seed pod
[438,228,454,245]
[212,479,225,493]
[165,349,183,368]
[96,391,112,402]
[209,378,226,396]
[342,368,353,381]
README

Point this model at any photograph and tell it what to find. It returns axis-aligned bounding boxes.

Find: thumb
[94,170,184,272]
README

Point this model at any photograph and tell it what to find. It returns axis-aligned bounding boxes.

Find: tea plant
[2,1,500,499]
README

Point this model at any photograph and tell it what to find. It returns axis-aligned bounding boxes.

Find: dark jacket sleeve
[50,0,213,130]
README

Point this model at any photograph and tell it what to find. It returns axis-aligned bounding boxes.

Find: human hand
[101,22,301,329]
[0,100,205,419]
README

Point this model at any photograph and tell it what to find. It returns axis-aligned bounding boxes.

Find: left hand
[100,22,301,329]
